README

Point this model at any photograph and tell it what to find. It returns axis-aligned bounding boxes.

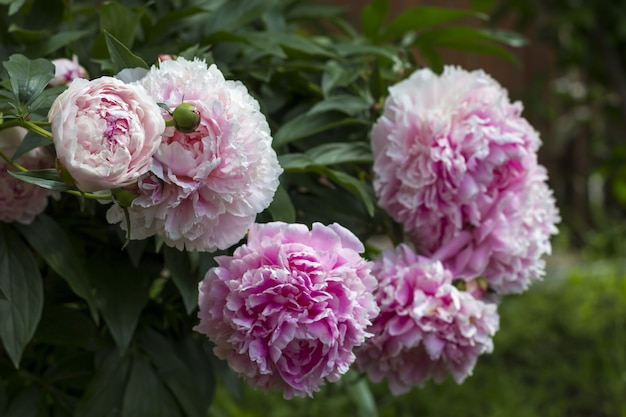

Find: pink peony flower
[0,127,57,224]
[195,222,379,399]
[49,55,89,87]
[356,244,499,395]
[431,164,560,293]
[107,58,282,252]
[371,66,559,294]
[48,76,165,192]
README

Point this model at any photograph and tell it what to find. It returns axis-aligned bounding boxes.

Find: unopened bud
[112,185,140,208]
[55,158,76,187]
[452,279,466,291]
[172,102,200,133]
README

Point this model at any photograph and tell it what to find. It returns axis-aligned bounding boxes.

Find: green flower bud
[452,279,466,291]
[55,158,76,187]
[112,185,140,208]
[172,102,201,133]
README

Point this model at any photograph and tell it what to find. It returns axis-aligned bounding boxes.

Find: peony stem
[23,121,53,140]
[0,119,21,131]
[0,148,28,172]
[66,190,114,200]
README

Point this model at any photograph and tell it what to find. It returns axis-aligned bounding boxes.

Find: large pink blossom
[195,222,379,399]
[371,66,559,293]
[356,244,499,395]
[430,164,560,293]
[0,127,57,224]
[48,76,165,192]
[107,58,282,252]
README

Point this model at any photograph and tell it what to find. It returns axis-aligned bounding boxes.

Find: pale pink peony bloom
[48,76,165,192]
[107,57,282,252]
[49,55,89,87]
[0,127,57,224]
[195,222,379,399]
[371,66,559,294]
[356,244,499,395]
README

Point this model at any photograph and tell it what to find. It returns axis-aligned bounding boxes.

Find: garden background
[0,0,624,416]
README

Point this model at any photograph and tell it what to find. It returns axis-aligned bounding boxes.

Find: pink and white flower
[371,66,559,294]
[107,58,282,252]
[195,222,379,399]
[49,55,89,87]
[48,76,165,192]
[0,127,57,224]
[356,244,499,395]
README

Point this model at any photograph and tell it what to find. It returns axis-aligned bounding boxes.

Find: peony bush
[0,0,559,415]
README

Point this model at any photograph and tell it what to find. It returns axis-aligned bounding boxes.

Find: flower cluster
[45,56,282,252]
[1,51,558,401]
[0,127,57,224]
[107,58,282,251]
[355,244,499,395]
[195,221,379,398]
[372,66,560,294]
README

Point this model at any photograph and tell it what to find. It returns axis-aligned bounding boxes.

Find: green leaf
[273,112,360,148]
[104,31,149,74]
[3,386,42,417]
[480,28,528,47]
[417,44,444,73]
[413,26,520,63]
[381,7,486,41]
[10,131,51,162]
[278,153,315,171]
[333,42,400,65]
[306,142,373,165]
[35,305,98,348]
[2,54,54,109]
[100,0,139,49]
[27,30,90,57]
[9,169,70,192]
[90,256,149,352]
[0,224,43,368]
[266,33,334,57]
[75,351,132,417]
[361,0,388,39]
[175,335,217,404]
[163,246,198,315]
[0,0,26,15]
[278,154,375,216]
[368,59,385,101]
[267,184,296,223]
[140,330,210,417]
[15,215,99,322]
[7,24,49,43]
[203,0,278,34]
[121,355,182,417]
[321,61,359,98]
[325,169,376,217]
[309,95,371,116]
[346,375,379,417]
